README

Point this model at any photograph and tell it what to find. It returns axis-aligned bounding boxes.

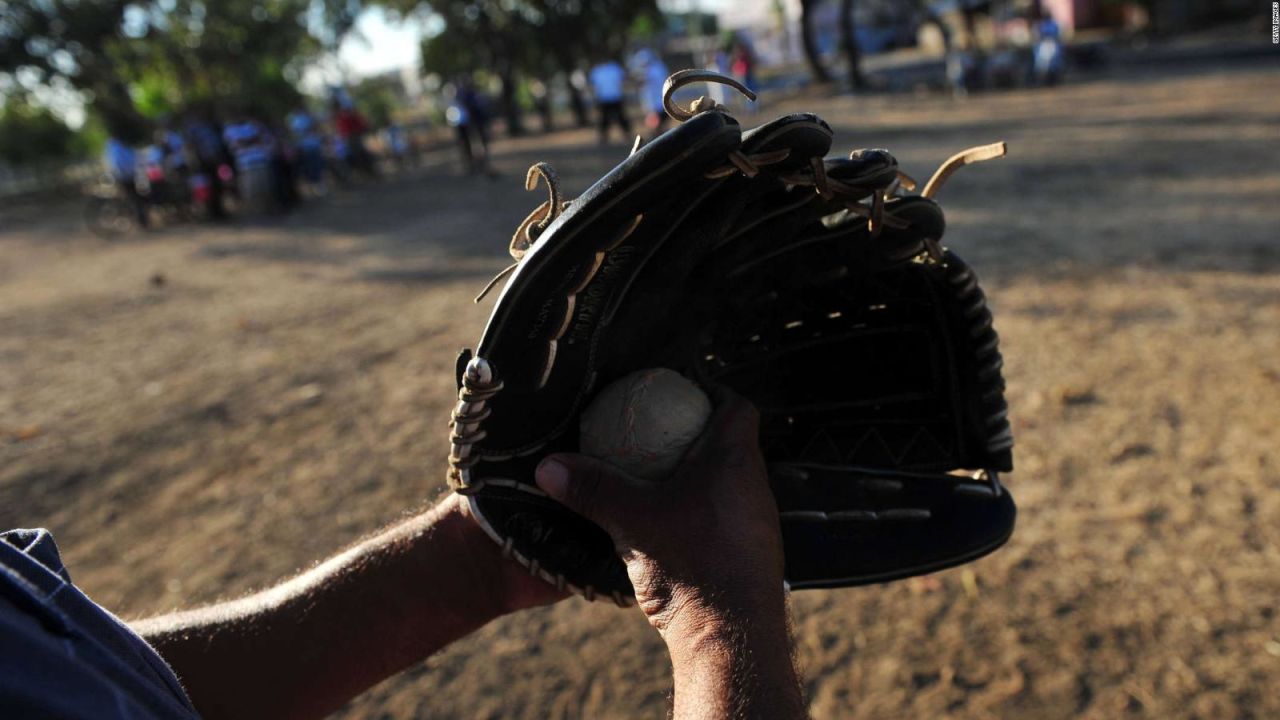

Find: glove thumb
[535,453,650,539]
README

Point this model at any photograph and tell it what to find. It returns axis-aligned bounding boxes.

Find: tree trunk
[961,3,983,53]
[497,68,524,137]
[566,78,588,128]
[93,76,151,143]
[921,6,953,54]
[555,54,589,128]
[478,8,524,137]
[799,0,833,84]
[839,0,866,91]
[959,2,986,90]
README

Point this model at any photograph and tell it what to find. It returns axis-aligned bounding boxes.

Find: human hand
[533,388,785,635]
[533,388,804,717]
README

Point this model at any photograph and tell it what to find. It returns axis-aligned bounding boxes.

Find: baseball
[580,368,712,482]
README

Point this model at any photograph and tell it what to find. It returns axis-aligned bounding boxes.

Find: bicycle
[83,171,205,239]
[83,175,141,240]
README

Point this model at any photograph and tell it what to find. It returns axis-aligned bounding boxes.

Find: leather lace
[474,69,1007,303]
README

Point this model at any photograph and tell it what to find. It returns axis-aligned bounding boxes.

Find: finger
[535,453,653,537]
[712,387,761,438]
[692,384,762,453]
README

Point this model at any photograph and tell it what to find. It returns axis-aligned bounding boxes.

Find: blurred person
[729,35,759,113]
[327,131,351,186]
[0,391,804,719]
[446,79,494,176]
[287,109,327,195]
[267,123,300,211]
[947,45,979,97]
[141,139,169,197]
[633,48,670,136]
[159,121,189,177]
[384,122,410,171]
[445,83,475,174]
[103,135,148,228]
[141,129,188,209]
[183,109,229,219]
[568,68,591,127]
[223,114,274,215]
[1032,16,1065,86]
[588,55,631,145]
[706,46,732,107]
[461,83,494,172]
[331,95,378,179]
[530,78,554,134]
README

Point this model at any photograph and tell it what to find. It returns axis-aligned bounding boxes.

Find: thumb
[535,453,652,537]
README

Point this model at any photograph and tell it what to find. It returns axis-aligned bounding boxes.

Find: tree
[0,92,81,165]
[838,0,866,91]
[0,1,149,140]
[114,0,325,120]
[798,0,833,84]
[389,0,661,135]
[1,1,362,142]
[350,73,403,127]
[528,0,661,128]
[408,1,531,135]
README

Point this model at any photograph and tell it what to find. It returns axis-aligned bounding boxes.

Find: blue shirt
[223,122,270,169]
[287,112,323,153]
[643,59,669,113]
[589,61,627,103]
[104,139,137,182]
[0,529,198,718]
[185,122,222,164]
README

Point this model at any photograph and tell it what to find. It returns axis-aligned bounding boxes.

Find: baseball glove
[448,71,1015,605]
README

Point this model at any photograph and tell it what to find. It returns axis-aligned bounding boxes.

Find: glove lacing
[474,162,571,303]
[474,70,1006,298]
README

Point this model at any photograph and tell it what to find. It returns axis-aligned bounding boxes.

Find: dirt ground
[2,58,1278,719]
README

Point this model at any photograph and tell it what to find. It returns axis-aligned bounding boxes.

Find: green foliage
[72,113,109,157]
[0,0,667,155]
[0,1,147,139]
[403,0,662,79]
[0,0,360,152]
[0,93,81,165]
[112,0,319,119]
[349,73,402,127]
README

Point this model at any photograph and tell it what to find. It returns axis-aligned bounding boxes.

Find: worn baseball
[580,368,712,482]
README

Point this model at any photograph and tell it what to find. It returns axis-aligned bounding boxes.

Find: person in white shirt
[588,58,632,145]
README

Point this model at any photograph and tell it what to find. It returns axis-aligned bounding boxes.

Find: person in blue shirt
[288,109,326,191]
[183,109,229,219]
[104,136,149,228]
[588,56,632,145]
[446,78,494,176]
[223,114,275,214]
[0,393,806,719]
[632,48,670,136]
[1033,16,1065,86]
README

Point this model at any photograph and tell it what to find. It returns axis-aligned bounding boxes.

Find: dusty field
[2,59,1278,719]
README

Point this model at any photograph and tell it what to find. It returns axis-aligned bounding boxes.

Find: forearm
[662,590,806,720]
[133,495,507,720]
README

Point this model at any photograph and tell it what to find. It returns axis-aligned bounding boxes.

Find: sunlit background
[1,1,1277,718]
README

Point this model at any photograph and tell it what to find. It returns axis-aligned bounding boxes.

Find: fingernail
[535,458,570,499]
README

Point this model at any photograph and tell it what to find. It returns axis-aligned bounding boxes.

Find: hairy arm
[133,494,562,720]
[535,390,808,719]
[661,595,805,719]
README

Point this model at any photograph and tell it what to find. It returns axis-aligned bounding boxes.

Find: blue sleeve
[0,530,199,719]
